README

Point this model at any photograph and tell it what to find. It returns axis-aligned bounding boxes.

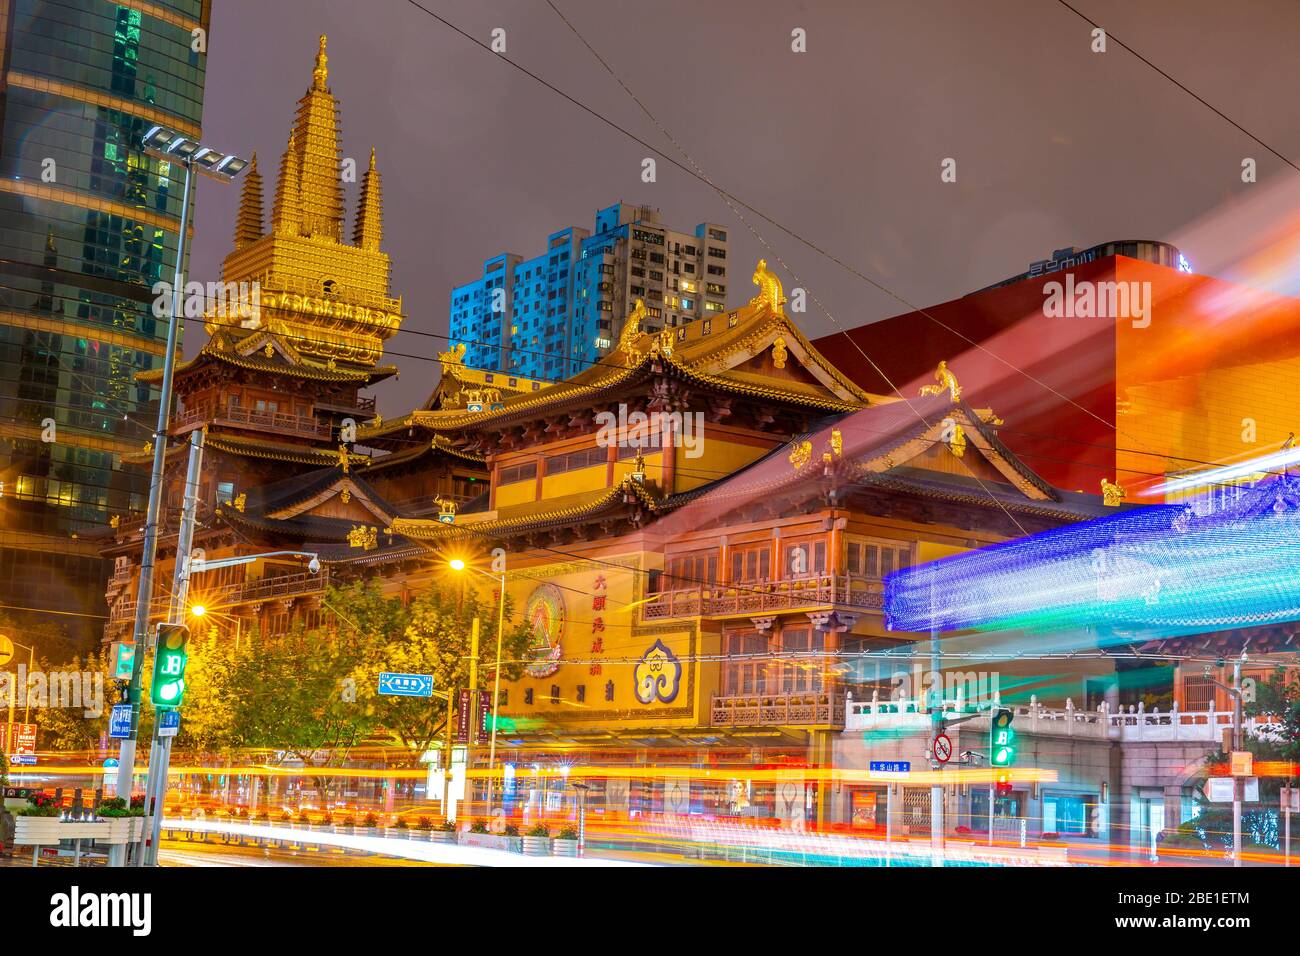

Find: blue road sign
[10,755,36,766]
[109,703,132,739]
[158,710,180,738]
[378,672,434,698]
[869,760,911,774]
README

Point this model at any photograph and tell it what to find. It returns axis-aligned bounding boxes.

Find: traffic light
[150,623,190,708]
[989,707,1017,767]
[994,770,1013,798]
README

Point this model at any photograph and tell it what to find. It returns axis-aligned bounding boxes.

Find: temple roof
[361,263,883,441]
[137,328,396,386]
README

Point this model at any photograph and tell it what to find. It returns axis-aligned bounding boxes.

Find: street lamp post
[571,781,590,856]
[1206,653,1248,868]
[1,634,37,763]
[109,127,247,867]
[449,559,508,820]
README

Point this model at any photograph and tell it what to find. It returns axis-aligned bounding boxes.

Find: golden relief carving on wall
[771,335,788,369]
[789,439,812,470]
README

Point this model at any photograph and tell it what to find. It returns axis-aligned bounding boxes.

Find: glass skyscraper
[0,0,210,642]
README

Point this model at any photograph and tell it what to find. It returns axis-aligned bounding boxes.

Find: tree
[347,579,533,766]
[1181,667,1299,854]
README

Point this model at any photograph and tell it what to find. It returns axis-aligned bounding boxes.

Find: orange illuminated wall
[816,255,1300,499]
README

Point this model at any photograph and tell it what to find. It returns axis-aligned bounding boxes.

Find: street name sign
[870,761,912,774]
[109,703,132,739]
[158,710,180,738]
[1205,777,1260,802]
[378,672,434,698]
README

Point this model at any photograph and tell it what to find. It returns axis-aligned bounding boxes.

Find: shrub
[1040,832,1060,841]
[954,825,972,835]
[320,812,334,826]
[394,818,409,829]
[255,810,269,822]
[558,826,579,841]
[129,794,146,811]
[526,823,550,838]
[341,815,357,827]
[297,811,312,825]
[278,810,292,823]
[416,816,433,830]
[503,823,520,837]
[438,819,457,832]
[470,819,489,834]
[17,793,59,817]
[362,813,379,828]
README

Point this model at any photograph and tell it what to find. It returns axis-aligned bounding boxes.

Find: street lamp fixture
[189,604,206,618]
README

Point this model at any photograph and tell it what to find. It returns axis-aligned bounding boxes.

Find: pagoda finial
[271,131,301,236]
[313,34,329,90]
[352,147,383,251]
[234,153,264,250]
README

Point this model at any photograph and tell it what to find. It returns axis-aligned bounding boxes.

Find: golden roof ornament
[439,342,467,376]
[749,259,787,317]
[312,34,329,90]
[1101,478,1126,507]
[233,492,246,513]
[142,440,153,455]
[830,428,843,457]
[109,514,120,529]
[264,341,275,358]
[339,488,351,504]
[326,357,337,370]
[789,439,812,470]
[337,444,351,474]
[919,360,961,403]
[618,300,646,365]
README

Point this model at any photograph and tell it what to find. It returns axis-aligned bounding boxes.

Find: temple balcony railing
[709,691,845,729]
[643,574,884,621]
[844,692,1286,743]
[172,404,333,440]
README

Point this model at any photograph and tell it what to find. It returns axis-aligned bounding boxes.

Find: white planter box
[385,827,411,840]
[130,817,146,843]
[522,835,553,856]
[428,830,455,844]
[13,818,111,845]
[552,838,579,857]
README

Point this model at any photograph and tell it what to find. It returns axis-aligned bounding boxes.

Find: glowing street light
[189,604,206,618]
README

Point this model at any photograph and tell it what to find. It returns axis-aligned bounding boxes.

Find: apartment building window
[708,228,727,241]
[708,264,726,276]
[631,266,645,278]
[649,270,663,281]
[649,252,664,264]
[499,461,538,484]
[684,263,696,274]
[685,244,696,256]
[707,247,726,259]
[730,544,771,583]
[706,282,726,295]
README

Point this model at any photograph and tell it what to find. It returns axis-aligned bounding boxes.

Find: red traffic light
[994,770,1013,798]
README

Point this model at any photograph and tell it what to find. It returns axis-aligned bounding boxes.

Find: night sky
[188,0,1300,415]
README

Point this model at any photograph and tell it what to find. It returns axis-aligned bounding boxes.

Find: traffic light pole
[929,613,945,867]
[109,156,193,868]
[136,427,204,866]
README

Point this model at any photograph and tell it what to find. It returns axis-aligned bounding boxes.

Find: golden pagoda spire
[234,152,264,250]
[271,130,301,236]
[353,147,383,251]
[291,34,344,241]
[312,33,329,90]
